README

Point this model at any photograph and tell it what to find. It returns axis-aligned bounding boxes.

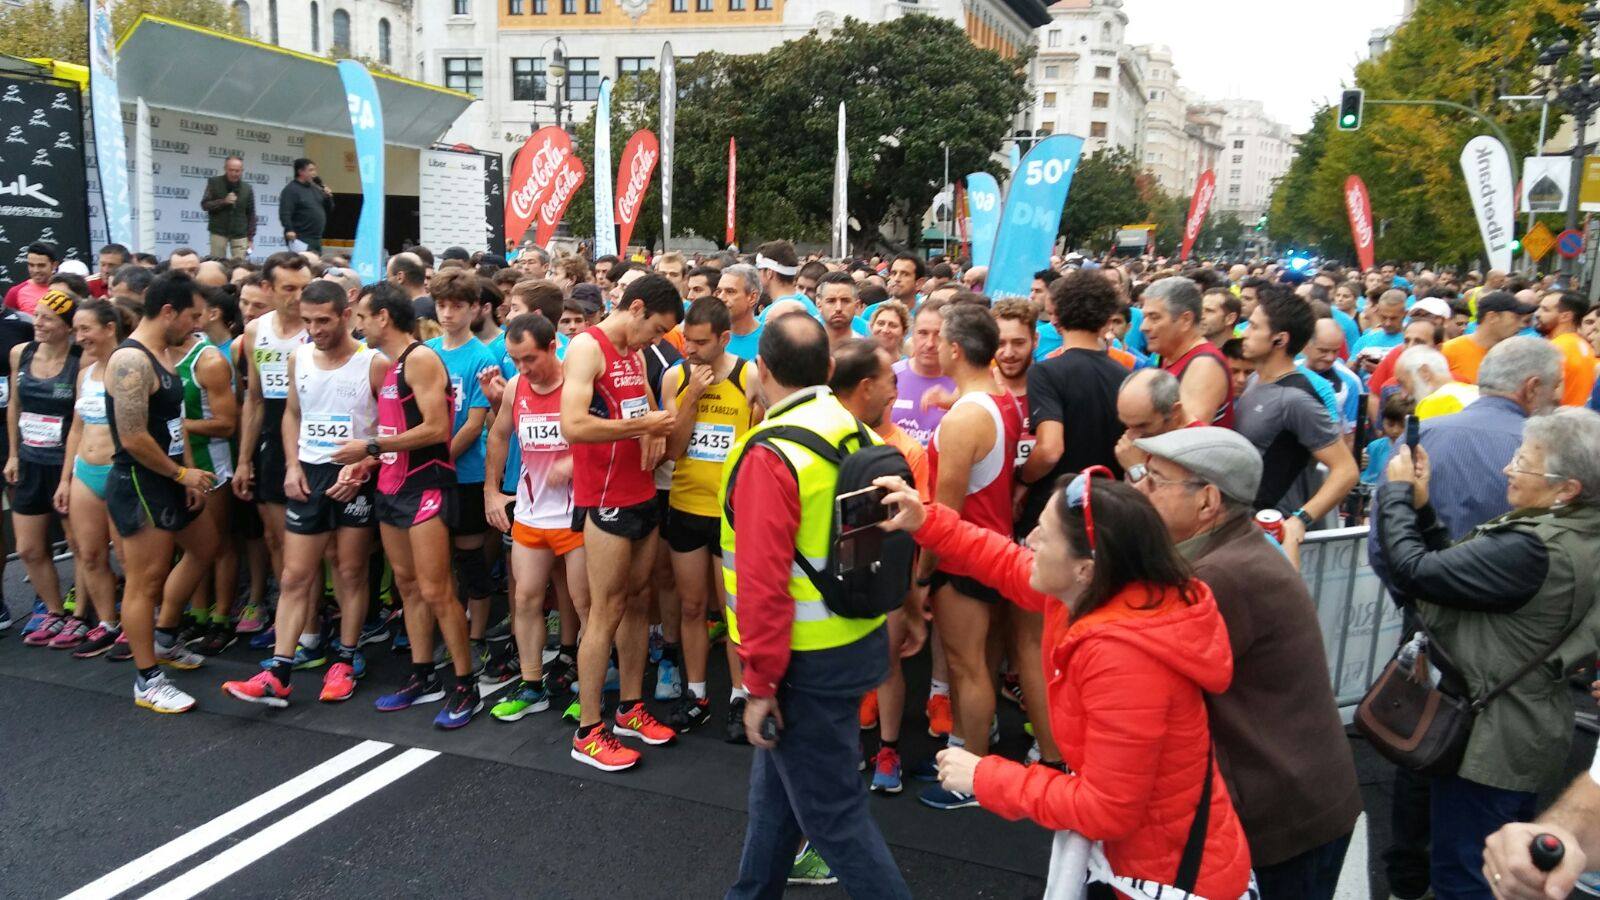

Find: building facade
[417,0,1048,162]
[1216,97,1296,222]
[224,0,415,78]
[1029,0,1144,155]
[1135,44,1188,194]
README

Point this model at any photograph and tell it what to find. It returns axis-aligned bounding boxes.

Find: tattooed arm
[107,346,212,491]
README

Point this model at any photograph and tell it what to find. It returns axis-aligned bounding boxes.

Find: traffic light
[1255,215,1268,233]
[1337,89,1364,131]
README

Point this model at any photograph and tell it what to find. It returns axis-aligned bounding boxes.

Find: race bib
[165,417,184,456]
[619,396,649,420]
[450,376,465,420]
[18,411,62,448]
[518,413,566,451]
[256,351,290,399]
[687,422,734,463]
[304,412,353,449]
[376,424,397,465]
[1015,437,1036,469]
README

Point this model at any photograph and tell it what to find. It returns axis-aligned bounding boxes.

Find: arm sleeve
[731,446,802,699]
[916,503,1050,614]
[1376,482,1549,611]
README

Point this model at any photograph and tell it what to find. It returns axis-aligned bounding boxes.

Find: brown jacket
[1182,514,1363,867]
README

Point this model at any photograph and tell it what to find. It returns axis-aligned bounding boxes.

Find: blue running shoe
[248,627,277,650]
[393,629,411,652]
[291,642,328,670]
[648,626,665,664]
[918,786,979,810]
[0,601,12,632]
[870,747,903,794]
[375,672,445,711]
[349,648,368,680]
[20,598,47,635]
[433,682,482,729]
[654,658,682,701]
[358,611,395,648]
[908,756,940,782]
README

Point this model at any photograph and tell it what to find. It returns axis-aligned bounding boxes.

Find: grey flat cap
[1133,426,1262,505]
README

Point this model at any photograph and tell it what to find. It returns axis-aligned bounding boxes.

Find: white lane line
[136,747,440,900]
[62,740,394,900]
[1334,811,1369,900]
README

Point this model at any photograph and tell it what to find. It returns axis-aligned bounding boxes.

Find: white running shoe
[135,672,197,714]
[156,640,206,670]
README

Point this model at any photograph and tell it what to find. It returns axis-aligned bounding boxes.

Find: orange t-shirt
[1551,332,1596,406]
[1106,346,1137,370]
[662,324,686,354]
[1440,335,1488,384]
[879,421,932,501]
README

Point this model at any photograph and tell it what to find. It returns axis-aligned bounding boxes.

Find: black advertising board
[0,74,89,286]
[481,148,505,259]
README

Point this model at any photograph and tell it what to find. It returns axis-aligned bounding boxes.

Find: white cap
[1411,297,1451,320]
[57,259,89,277]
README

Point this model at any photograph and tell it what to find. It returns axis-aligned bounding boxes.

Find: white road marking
[136,747,439,900]
[1334,811,1370,900]
[61,740,394,900]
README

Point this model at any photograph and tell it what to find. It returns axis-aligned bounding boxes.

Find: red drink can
[1255,509,1285,542]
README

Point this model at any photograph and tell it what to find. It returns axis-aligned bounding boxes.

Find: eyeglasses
[1505,452,1565,481]
[1065,465,1113,556]
[1125,463,1206,491]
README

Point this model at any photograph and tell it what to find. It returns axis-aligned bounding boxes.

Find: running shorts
[12,458,62,516]
[450,482,488,536]
[663,506,722,557]
[376,485,456,530]
[929,570,1004,606]
[285,461,376,535]
[106,463,200,536]
[512,521,584,556]
[572,499,659,541]
[254,438,288,506]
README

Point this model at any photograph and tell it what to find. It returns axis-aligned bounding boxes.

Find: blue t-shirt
[851,316,870,336]
[1330,307,1360,350]
[426,335,498,485]
[1124,306,1148,356]
[1034,321,1062,361]
[1351,328,1404,358]
[485,332,520,493]
[727,324,764,361]
[758,292,820,324]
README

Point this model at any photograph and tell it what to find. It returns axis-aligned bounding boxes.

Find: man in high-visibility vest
[721,312,912,899]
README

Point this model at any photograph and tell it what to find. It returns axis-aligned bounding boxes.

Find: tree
[1060,146,1149,251]
[0,0,243,64]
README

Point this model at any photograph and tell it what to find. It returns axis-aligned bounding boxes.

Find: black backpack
[724,419,915,619]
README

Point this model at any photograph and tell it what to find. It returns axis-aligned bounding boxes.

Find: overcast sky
[1123,0,1405,133]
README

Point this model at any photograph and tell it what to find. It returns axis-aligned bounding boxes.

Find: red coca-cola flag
[1344,174,1376,271]
[532,154,587,248]
[614,130,660,253]
[504,127,574,247]
[1180,169,1215,262]
[725,137,737,248]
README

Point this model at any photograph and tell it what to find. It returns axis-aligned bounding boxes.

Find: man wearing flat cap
[1128,426,1362,900]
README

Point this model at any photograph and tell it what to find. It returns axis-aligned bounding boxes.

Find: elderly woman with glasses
[1379,407,1600,899]
[875,468,1252,899]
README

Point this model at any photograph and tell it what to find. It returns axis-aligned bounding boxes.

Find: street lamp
[546,41,568,129]
[1547,3,1600,284]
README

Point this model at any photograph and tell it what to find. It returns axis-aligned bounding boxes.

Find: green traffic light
[1341,114,1355,126]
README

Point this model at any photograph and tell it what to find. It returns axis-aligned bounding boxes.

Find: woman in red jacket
[877,467,1254,899]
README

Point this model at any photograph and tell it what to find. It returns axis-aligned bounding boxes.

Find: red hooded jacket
[914,502,1252,899]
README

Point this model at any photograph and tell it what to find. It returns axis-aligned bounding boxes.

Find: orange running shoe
[571,725,641,772]
[319,662,357,703]
[223,670,291,708]
[926,693,952,738]
[615,702,677,745]
[859,690,880,730]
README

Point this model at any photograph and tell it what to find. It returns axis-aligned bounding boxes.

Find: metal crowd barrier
[1298,524,1406,721]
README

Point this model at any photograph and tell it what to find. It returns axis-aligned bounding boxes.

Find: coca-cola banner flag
[614,129,658,253]
[533,154,586,248]
[1344,174,1375,271]
[725,137,736,248]
[1179,169,1214,262]
[0,74,90,282]
[504,127,573,248]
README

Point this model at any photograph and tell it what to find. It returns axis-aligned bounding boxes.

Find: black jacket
[1376,482,1548,613]
[278,179,333,240]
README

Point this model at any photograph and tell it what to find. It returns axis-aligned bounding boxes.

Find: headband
[755,254,797,278]
[38,289,75,320]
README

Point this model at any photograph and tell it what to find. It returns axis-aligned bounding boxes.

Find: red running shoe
[614,702,676,746]
[571,725,641,772]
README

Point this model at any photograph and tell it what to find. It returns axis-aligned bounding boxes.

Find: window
[561,0,573,12]
[1038,122,1054,135]
[1046,29,1060,47]
[1042,91,1056,109]
[730,0,744,8]
[672,0,685,9]
[1230,153,1242,164]
[309,1,319,50]
[268,0,278,42]
[696,0,712,9]
[1100,21,1111,40]
[533,0,545,10]
[508,0,522,11]
[1148,90,1157,100]
[1043,65,1058,79]
[452,0,468,13]
[1091,91,1108,108]
[377,17,390,63]
[756,0,771,8]
[565,56,600,101]
[1090,121,1107,138]
[331,8,349,52]
[512,57,546,101]
[585,0,599,11]
[232,0,250,35]
[1232,139,1244,149]
[617,57,655,78]
[445,57,484,97]
[1228,185,1240,195]
[1094,66,1110,79]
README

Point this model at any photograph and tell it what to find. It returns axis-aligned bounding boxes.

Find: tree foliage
[0,0,243,64]
[1267,0,1582,266]
[1059,146,1149,251]
[565,15,1029,250]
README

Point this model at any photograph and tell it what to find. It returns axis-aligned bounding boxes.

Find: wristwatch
[1291,508,1315,528]
[365,438,383,458]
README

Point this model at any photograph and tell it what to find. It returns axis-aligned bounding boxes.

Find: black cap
[1477,290,1537,316]
[571,283,604,316]
[441,246,471,262]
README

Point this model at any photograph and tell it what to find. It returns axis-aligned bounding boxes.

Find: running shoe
[0,602,11,632]
[561,697,581,723]
[72,623,121,659]
[725,696,749,745]
[545,610,560,647]
[19,598,47,635]
[107,631,133,662]
[319,662,357,703]
[648,626,665,664]
[614,702,676,745]
[654,658,682,701]
[479,653,520,692]
[571,725,640,772]
[235,602,268,635]
[432,643,451,671]
[224,670,293,708]
[908,756,940,782]
[484,615,513,644]
[926,693,953,738]
[61,584,78,616]
[291,641,329,670]
[543,655,577,697]
[248,627,278,651]
[1001,672,1025,708]
[155,640,206,670]
[434,682,483,729]
[1026,740,1042,766]
[870,746,903,794]
[23,612,65,646]
[48,618,90,650]
[374,672,445,711]
[393,628,411,652]
[490,679,551,722]
[707,618,729,645]
[668,694,711,733]
[918,786,979,810]
[134,672,196,714]
[859,690,879,730]
[193,623,238,657]
[787,844,837,886]
[348,649,368,680]
[605,661,619,692]
[358,609,398,647]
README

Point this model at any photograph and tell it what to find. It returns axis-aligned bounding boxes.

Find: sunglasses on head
[1064,465,1114,556]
